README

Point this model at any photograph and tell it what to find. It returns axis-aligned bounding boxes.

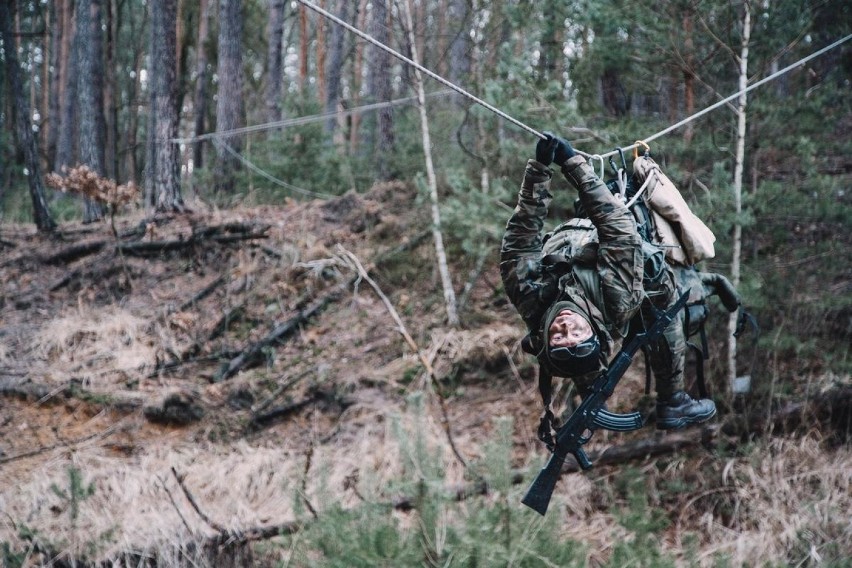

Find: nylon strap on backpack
[536,365,556,450]
[682,301,710,398]
[733,306,761,387]
[686,340,708,398]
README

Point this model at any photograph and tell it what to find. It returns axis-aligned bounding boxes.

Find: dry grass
[679,435,852,566]
[2,403,848,566]
[0,399,473,563]
[1,192,849,566]
[31,306,161,386]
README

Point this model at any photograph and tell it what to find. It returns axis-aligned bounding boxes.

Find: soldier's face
[548,310,593,348]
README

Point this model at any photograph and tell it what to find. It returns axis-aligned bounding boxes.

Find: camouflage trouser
[640,265,686,400]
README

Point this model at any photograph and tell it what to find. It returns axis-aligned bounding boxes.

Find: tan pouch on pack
[633,155,716,265]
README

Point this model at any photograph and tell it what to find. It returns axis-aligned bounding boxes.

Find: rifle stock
[521,453,566,515]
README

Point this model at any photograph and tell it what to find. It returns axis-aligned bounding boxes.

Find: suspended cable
[298,0,850,161]
[173,90,453,144]
[295,0,547,140]
[212,138,334,199]
[592,33,852,160]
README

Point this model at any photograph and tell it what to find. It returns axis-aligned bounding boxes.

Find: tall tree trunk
[266,0,286,123]
[175,0,186,115]
[537,3,559,84]
[316,0,326,105]
[348,0,367,155]
[473,2,489,194]
[149,0,183,212]
[727,5,751,390]
[77,0,106,222]
[435,0,448,77]
[0,0,56,233]
[55,0,77,174]
[104,0,118,179]
[192,0,210,169]
[682,10,695,144]
[367,0,393,180]
[448,0,470,104]
[119,0,150,183]
[324,1,348,136]
[46,0,65,169]
[214,0,244,194]
[125,64,140,183]
[298,4,308,95]
[401,0,459,327]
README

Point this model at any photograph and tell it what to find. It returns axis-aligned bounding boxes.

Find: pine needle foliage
[49,465,96,525]
[280,394,590,567]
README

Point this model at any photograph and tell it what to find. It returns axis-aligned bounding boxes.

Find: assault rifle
[522,292,690,516]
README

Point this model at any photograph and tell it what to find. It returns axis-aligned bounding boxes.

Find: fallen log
[246,394,319,432]
[214,281,348,381]
[42,239,108,265]
[0,376,144,412]
[180,275,227,311]
[116,224,270,257]
[212,231,432,382]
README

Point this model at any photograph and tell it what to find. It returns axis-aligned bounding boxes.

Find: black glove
[535,132,576,167]
[553,136,576,166]
[535,133,558,166]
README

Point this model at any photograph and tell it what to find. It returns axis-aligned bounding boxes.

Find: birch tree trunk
[401,0,459,327]
[727,5,751,390]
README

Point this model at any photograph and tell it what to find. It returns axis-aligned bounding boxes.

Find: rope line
[296,0,547,140]
[190,8,849,196]
[298,0,849,160]
[213,138,334,199]
[173,90,452,144]
[594,33,852,160]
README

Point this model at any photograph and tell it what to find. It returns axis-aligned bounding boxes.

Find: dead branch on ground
[212,232,431,382]
[336,246,468,469]
[214,280,349,381]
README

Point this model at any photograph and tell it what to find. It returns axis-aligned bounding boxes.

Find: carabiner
[632,140,650,160]
[589,154,604,179]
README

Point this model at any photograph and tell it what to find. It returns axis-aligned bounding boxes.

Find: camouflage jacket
[500,155,645,364]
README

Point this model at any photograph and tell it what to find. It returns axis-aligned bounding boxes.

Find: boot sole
[656,406,717,430]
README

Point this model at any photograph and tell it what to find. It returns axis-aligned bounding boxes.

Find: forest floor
[0,182,849,567]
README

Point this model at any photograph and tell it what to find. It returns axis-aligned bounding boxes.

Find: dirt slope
[0,183,848,566]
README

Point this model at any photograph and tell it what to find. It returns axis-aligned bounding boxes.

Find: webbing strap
[643,346,653,395]
[686,341,708,399]
[536,366,556,450]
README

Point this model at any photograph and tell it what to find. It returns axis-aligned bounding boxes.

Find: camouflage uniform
[500,155,686,398]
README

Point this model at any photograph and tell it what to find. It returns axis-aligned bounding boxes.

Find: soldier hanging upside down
[500,133,742,433]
